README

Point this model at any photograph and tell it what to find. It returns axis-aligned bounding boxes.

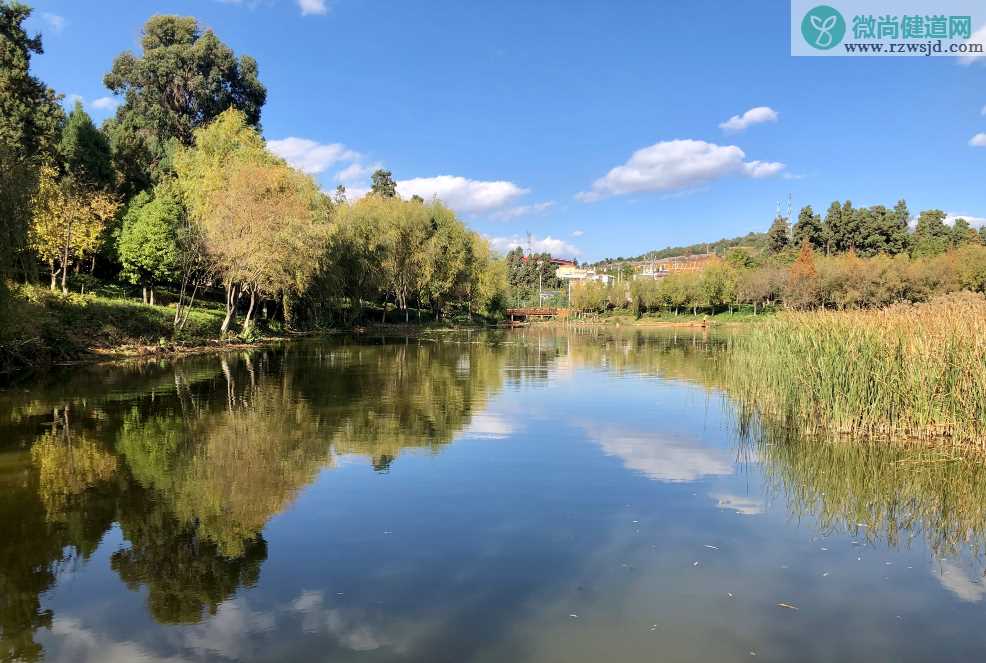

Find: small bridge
[506,307,569,323]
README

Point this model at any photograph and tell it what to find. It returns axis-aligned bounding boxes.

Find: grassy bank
[0,282,229,375]
[721,292,986,446]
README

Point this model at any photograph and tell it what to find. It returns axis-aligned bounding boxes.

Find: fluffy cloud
[91,96,119,111]
[572,229,584,237]
[719,106,779,133]
[42,12,66,33]
[490,201,554,220]
[576,139,785,202]
[396,175,529,214]
[298,0,328,15]
[934,560,986,602]
[585,424,733,483]
[335,161,380,183]
[970,133,986,147]
[486,234,581,257]
[268,137,358,174]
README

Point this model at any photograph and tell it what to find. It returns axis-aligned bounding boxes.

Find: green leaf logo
[801,5,846,50]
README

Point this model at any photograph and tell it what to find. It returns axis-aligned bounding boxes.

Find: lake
[2,329,986,662]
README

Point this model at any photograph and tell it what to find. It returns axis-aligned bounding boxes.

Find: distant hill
[591,231,769,267]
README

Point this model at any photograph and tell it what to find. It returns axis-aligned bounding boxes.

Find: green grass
[719,292,986,447]
[0,282,226,374]
[576,306,776,325]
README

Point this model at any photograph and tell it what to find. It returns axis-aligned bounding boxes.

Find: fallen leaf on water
[704,545,719,550]
[693,561,700,566]
[777,603,799,611]
[569,614,578,619]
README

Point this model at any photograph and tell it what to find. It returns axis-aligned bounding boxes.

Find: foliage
[370,168,397,197]
[58,101,114,190]
[29,165,120,293]
[766,214,790,253]
[117,182,184,294]
[103,14,266,193]
[0,0,64,277]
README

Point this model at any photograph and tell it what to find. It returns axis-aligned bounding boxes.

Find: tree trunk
[149,287,155,307]
[61,220,72,295]
[142,286,148,305]
[220,282,238,335]
[49,262,57,291]
[243,288,256,334]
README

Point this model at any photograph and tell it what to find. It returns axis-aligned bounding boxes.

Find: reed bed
[720,292,986,446]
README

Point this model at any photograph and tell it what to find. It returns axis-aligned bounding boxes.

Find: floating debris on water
[569,614,579,619]
[693,561,700,566]
[704,545,719,550]
[777,602,799,611]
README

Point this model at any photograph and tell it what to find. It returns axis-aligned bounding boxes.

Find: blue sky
[24,0,986,261]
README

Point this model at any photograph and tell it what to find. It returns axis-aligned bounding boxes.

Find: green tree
[0,1,64,277]
[821,201,842,255]
[103,15,266,194]
[950,217,977,247]
[912,209,950,257]
[856,205,909,256]
[766,214,790,253]
[370,169,398,198]
[792,205,825,251]
[117,183,184,304]
[58,100,114,190]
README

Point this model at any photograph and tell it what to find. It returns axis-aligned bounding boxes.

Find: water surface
[3,329,986,662]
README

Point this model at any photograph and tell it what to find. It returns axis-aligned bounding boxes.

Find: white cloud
[719,106,779,133]
[958,24,986,64]
[934,560,986,602]
[711,492,765,516]
[970,133,986,147]
[335,161,380,183]
[576,139,785,202]
[587,425,734,483]
[299,0,328,15]
[396,175,529,214]
[572,229,584,237]
[486,234,581,257]
[945,213,986,227]
[42,12,66,33]
[742,160,787,178]
[90,96,119,111]
[268,137,358,174]
[490,200,555,220]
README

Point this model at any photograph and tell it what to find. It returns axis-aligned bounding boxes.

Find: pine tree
[792,205,825,251]
[766,215,790,253]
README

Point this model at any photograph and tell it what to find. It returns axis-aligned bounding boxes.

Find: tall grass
[721,292,986,446]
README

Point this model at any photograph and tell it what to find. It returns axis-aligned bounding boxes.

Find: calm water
[3,329,986,662]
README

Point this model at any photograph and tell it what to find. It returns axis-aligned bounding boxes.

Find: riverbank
[0,283,501,376]
[525,308,774,328]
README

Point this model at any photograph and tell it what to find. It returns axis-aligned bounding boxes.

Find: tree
[174,108,272,333]
[792,205,825,251]
[856,204,909,256]
[950,217,977,247]
[370,169,398,198]
[766,214,790,253]
[103,15,266,193]
[786,242,819,309]
[204,159,330,334]
[29,165,119,293]
[117,183,183,305]
[912,209,950,257]
[58,101,114,190]
[822,201,842,255]
[0,1,64,277]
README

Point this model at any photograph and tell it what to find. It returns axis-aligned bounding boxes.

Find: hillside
[591,231,768,267]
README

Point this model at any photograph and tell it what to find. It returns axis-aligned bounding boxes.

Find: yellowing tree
[29,165,119,293]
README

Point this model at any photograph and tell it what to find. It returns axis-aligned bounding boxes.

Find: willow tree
[174,109,269,333]
[29,165,119,293]
[206,160,330,333]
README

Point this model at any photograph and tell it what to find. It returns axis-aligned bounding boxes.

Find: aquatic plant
[721,292,986,446]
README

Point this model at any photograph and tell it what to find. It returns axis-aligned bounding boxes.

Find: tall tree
[0,1,64,277]
[103,15,266,194]
[58,101,114,190]
[912,209,950,257]
[792,205,825,251]
[950,217,977,247]
[766,214,790,253]
[370,169,397,198]
[856,205,909,256]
